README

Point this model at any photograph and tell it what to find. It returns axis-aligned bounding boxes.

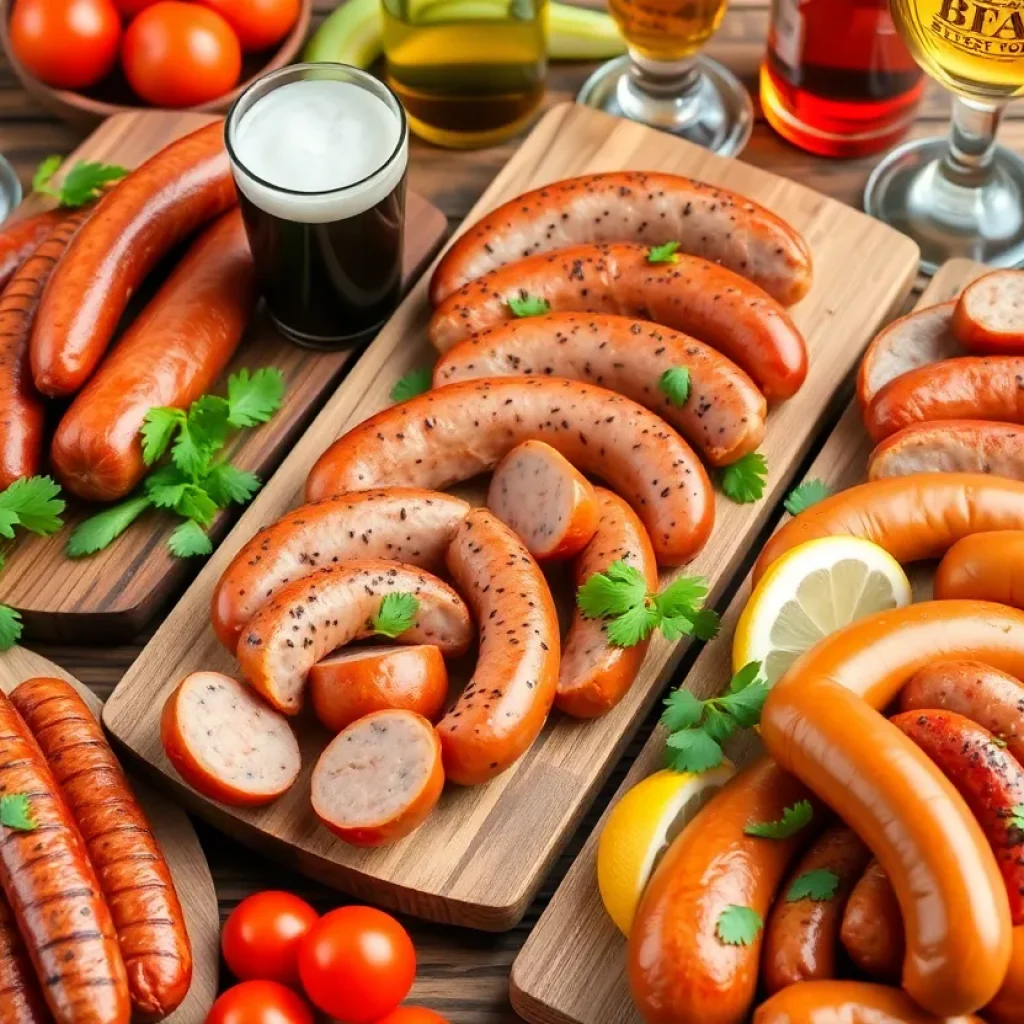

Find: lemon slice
[597,763,735,935]
[733,536,912,685]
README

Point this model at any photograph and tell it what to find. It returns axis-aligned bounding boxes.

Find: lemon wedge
[733,536,912,685]
[597,763,735,935]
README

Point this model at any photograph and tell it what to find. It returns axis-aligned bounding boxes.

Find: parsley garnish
[507,293,550,318]
[1010,804,1024,833]
[716,905,762,946]
[32,156,127,208]
[648,241,681,264]
[659,367,691,407]
[784,479,832,516]
[719,452,768,504]
[0,793,36,832]
[372,593,419,637]
[390,368,433,403]
[786,869,839,902]
[744,800,814,839]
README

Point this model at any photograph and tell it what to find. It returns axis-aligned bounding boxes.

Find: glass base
[270,311,385,350]
[864,135,1024,276]
[577,54,753,157]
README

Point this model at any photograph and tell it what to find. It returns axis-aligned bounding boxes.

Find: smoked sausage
[11,677,192,1019]
[934,530,1024,609]
[868,420,1024,481]
[0,207,90,488]
[428,171,813,306]
[0,891,48,1024]
[305,378,714,567]
[987,925,1024,1024]
[427,244,809,401]
[628,757,814,1024]
[437,509,560,785]
[0,209,69,293]
[839,860,904,983]
[0,688,129,1024]
[432,312,768,465]
[752,473,1024,584]
[555,488,659,718]
[954,270,1024,354]
[761,824,871,995]
[31,121,236,397]
[211,489,470,651]
[51,209,254,502]
[760,600,1024,1015]
[237,560,474,715]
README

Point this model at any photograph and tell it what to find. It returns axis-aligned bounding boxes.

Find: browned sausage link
[0,689,129,1024]
[0,890,49,1023]
[0,210,68,293]
[840,859,905,983]
[12,678,191,1020]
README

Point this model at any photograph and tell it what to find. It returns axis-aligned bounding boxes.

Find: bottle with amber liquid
[761,0,925,157]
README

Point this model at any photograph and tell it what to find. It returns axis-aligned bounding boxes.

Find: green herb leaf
[658,613,695,644]
[716,905,762,946]
[172,399,229,479]
[688,608,722,641]
[66,495,152,558]
[716,678,770,729]
[994,736,1009,749]
[507,293,550,318]
[658,366,691,407]
[0,793,36,831]
[201,463,261,507]
[0,508,18,540]
[665,727,724,774]
[606,601,661,648]
[174,485,218,528]
[729,661,763,693]
[227,368,286,428]
[31,155,63,194]
[653,575,708,619]
[577,560,649,619]
[744,800,814,839]
[786,869,839,902]
[141,407,186,466]
[719,452,768,504]
[0,605,22,652]
[661,689,704,732]
[0,476,65,536]
[648,240,681,264]
[145,464,191,510]
[57,161,127,207]
[372,592,420,637]
[167,519,213,559]
[702,704,737,745]
[784,479,832,516]
[1010,804,1024,833]
[390,368,433,403]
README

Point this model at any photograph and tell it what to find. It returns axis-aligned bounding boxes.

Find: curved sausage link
[0,890,48,1023]
[934,530,1024,610]
[839,859,905,983]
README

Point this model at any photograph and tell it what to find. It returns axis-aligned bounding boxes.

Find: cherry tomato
[9,0,121,90]
[298,906,416,1023]
[222,891,319,986]
[121,1,241,108]
[375,1010,450,1024]
[206,980,314,1024]
[196,0,299,51]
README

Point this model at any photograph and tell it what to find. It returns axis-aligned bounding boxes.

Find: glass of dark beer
[225,63,409,348]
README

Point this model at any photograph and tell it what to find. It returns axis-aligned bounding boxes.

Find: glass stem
[940,95,1005,189]
[627,49,701,100]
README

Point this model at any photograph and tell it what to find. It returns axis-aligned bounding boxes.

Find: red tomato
[375,1010,450,1024]
[222,891,319,986]
[206,980,314,1024]
[121,1,241,108]
[298,907,416,1023]
[196,0,299,51]
[112,0,161,16]
[9,0,121,90]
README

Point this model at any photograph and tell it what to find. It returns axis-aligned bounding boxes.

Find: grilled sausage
[555,488,659,718]
[628,757,813,1024]
[900,660,1024,764]
[934,530,1024,609]
[0,208,90,488]
[237,560,474,715]
[311,709,444,846]
[309,644,448,733]
[0,209,69,293]
[11,677,192,1019]
[486,440,599,560]
[429,171,813,307]
[0,688,129,1024]
[752,473,1024,584]
[954,270,1024,354]
[868,420,1024,481]
[51,209,254,502]
[437,509,560,785]
[987,925,1024,1024]
[160,671,301,807]
[760,600,1024,1015]
[31,121,235,397]
[432,312,768,465]
[305,378,714,567]
[857,301,960,410]
[762,825,871,995]
[427,244,809,400]
[0,890,48,1024]
[839,859,905,983]
[211,489,471,652]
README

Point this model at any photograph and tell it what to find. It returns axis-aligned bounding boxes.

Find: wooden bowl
[0,0,313,130]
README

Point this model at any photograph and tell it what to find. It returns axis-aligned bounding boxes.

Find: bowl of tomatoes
[1,0,312,128]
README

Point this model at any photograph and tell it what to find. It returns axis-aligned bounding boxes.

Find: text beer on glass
[226,64,409,348]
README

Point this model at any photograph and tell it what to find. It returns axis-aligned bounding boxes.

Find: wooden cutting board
[103,101,920,932]
[509,258,986,1023]
[0,645,220,1022]
[0,110,448,643]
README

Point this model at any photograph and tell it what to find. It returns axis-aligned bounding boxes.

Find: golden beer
[890,0,1024,98]
[607,0,726,60]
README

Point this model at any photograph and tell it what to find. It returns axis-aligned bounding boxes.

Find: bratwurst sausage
[0,208,69,293]
[428,171,813,307]
[0,891,48,1024]
[840,860,904,983]
[31,121,236,397]
[432,312,768,465]
[934,530,1024,609]
[305,377,714,566]
[868,420,1024,481]
[427,243,808,400]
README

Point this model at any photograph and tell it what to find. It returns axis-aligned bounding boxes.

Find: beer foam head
[228,78,408,225]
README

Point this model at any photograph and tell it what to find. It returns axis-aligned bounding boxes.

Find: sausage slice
[868,420,1024,481]
[955,270,1024,354]
[839,859,905,983]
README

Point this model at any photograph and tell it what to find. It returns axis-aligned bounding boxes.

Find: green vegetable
[647,240,681,264]
[227,368,286,427]
[0,606,22,652]
[784,479,832,516]
[372,593,420,637]
[507,293,550,318]
[744,800,814,840]
[658,367,691,407]
[1010,804,1024,833]
[716,905,762,946]
[33,157,127,208]
[66,495,153,558]
[0,793,36,832]
[719,452,768,504]
[141,408,186,467]
[786,869,839,902]
[201,464,262,507]
[391,368,433,403]
[168,520,213,559]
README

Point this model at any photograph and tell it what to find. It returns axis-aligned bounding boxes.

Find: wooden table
[0,2,1017,1019]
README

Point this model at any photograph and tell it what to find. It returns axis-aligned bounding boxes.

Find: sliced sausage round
[954,270,1024,354]
[868,420,1024,481]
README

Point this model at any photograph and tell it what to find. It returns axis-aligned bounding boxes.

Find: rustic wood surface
[0,0,1009,1015]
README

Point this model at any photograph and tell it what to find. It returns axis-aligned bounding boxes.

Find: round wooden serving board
[0,646,220,1022]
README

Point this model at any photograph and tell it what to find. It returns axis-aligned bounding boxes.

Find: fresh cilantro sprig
[744,800,814,839]
[719,452,768,504]
[784,479,831,516]
[661,661,768,773]
[372,593,419,637]
[716,905,762,946]
[648,241,681,264]
[507,293,550,318]
[391,368,433,403]
[32,156,127,208]
[786,869,839,902]
[577,560,719,649]
[1010,804,1024,833]
[659,367,691,407]
[0,793,36,832]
